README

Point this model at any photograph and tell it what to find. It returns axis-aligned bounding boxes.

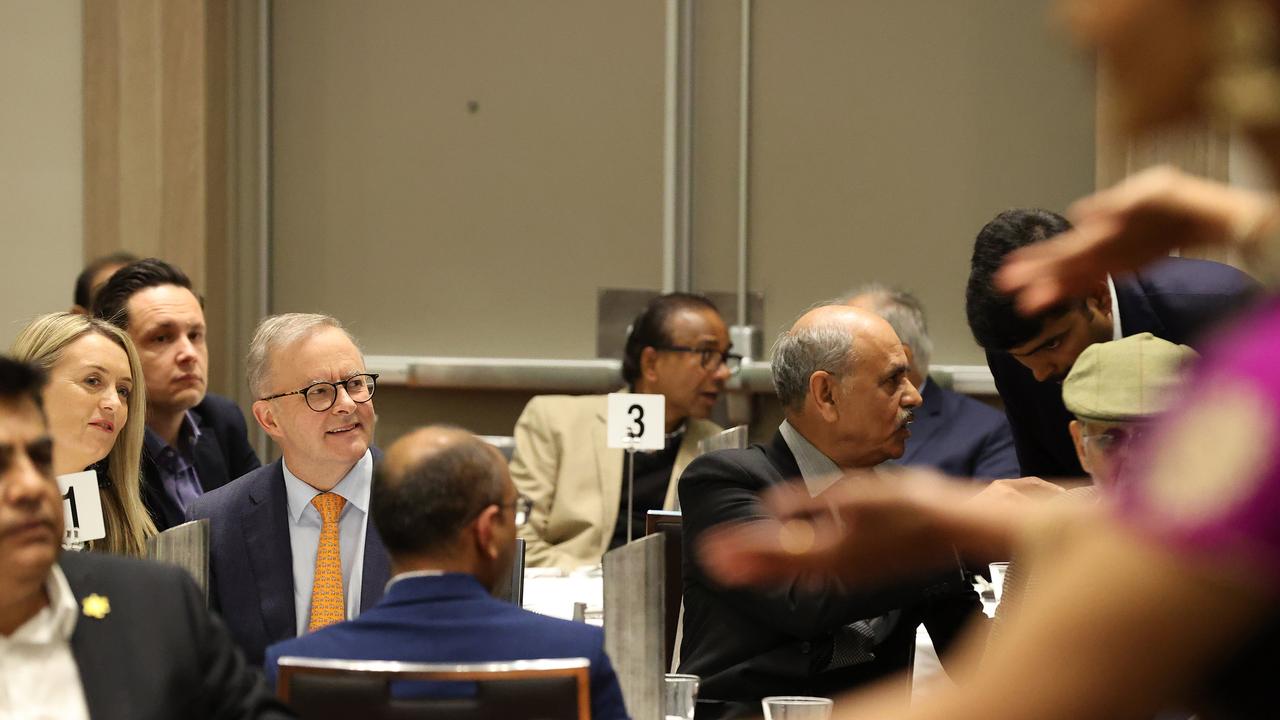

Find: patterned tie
[307,492,347,632]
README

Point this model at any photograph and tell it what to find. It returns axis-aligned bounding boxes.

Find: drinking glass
[989,561,1010,603]
[761,696,833,720]
[664,673,699,720]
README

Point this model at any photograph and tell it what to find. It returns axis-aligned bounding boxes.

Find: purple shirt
[1116,298,1280,585]
[143,412,204,517]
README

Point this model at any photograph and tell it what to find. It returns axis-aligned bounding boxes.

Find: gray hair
[839,283,932,377]
[770,323,858,412]
[246,313,357,397]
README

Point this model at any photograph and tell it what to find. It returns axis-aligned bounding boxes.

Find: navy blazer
[188,451,391,668]
[987,257,1260,479]
[59,552,291,720]
[677,431,983,718]
[264,573,628,720]
[900,377,1019,480]
[142,393,262,531]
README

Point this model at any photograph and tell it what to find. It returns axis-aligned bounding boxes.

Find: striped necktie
[307,492,347,631]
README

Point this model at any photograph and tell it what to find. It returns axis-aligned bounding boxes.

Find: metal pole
[661,0,680,293]
[736,0,752,327]
[625,447,636,543]
[677,0,695,292]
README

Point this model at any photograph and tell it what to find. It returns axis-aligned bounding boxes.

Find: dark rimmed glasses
[1082,425,1146,456]
[654,345,743,373]
[260,373,379,412]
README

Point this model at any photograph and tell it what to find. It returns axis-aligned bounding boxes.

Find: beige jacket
[510,394,721,571]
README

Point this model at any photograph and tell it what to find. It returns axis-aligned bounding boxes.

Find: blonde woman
[11,312,156,555]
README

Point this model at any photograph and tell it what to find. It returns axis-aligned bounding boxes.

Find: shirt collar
[385,569,446,592]
[282,449,374,524]
[10,564,79,644]
[142,411,202,455]
[1107,274,1123,341]
[778,420,843,497]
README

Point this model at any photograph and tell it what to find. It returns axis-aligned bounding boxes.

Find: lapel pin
[81,593,111,620]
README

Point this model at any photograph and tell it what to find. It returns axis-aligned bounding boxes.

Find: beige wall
[0,1,83,348]
[272,0,1095,369]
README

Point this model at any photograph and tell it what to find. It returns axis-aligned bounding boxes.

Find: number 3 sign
[56,470,106,545]
[606,393,666,451]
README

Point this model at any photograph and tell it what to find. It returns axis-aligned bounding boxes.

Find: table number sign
[57,470,106,546]
[606,393,666,451]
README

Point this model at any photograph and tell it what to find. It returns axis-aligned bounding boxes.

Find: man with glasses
[263,425,629,720]
[190,313,391,667]
[510,293,737,569]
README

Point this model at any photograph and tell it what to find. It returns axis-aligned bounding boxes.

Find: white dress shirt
[0,565,90,720]
[283,449,373,633]
[1107,274,1124,340]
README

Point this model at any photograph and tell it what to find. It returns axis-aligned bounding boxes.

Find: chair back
[602,533,665,720]
[492,538,526,606]
[145,518,210,605]
[696,425,748,456]
[277,656,591,720]
[645,511,683,670]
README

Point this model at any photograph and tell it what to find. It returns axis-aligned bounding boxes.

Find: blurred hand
[996,166,1274,315]
[698,469,1064,590]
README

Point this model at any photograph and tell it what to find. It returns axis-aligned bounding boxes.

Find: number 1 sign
[56,470,106,546]
[606,393,666,451]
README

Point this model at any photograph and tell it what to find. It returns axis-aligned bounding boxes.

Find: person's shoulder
[1138,256,1260,293]
[194,393,249,426]
[189,459,280,518]
[938,385,1006,425]
[520,394,607,428]
[59,550,188,590]
[506,603,606,648]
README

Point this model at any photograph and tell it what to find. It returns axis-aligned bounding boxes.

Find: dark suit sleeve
[178,568,294,719]
[969,414,1020,481]
[920,580,987,671]
[220,399,262,479]
[681,452,933,639]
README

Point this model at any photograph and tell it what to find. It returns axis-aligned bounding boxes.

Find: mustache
[897,410,915,428]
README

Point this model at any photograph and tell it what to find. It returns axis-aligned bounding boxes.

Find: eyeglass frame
[258,373,380,412]
[1081,424,1147,456]
[652,344,743,373]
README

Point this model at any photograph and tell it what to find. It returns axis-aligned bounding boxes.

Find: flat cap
[1062,332,1198,422]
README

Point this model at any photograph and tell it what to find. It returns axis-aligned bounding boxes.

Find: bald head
[372,426,510,559]
[772,305,901,412]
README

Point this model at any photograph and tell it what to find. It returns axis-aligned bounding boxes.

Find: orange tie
[307,492,347,632]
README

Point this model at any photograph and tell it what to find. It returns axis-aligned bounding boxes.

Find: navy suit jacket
[988,257,1260,479]
[59,552,291,720]
[142,393,262,531]
[264,573,628,720]
[189,451,391,668]
[900,377,1019,480]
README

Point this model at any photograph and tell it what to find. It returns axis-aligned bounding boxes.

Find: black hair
[74,252,139,309]
[0,356,46,411]
[371,430,508,557]
[91,258,196,330]
[621,293,721,387]
[965,208,1075,351]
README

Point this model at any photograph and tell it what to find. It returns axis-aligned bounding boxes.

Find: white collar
[9,564,79,644]
[385,569,447,592]
[283,449,374,524]
[778,421,844,497]
[1107,274,1123,341]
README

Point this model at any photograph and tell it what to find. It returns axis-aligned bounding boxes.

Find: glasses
[1082,426,1146,456]
[260,373,379,412]
[654,345,742,373]
[478,494,532,527]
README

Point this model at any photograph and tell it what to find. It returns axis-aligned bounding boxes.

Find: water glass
[989,561,1010,602]
[761,695,833,720]
[664,673,699,720]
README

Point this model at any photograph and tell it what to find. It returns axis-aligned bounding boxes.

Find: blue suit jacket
[900,377,1019,480]
[189,451,391,668]
[264,573,629,720]
[987,257,1260,478]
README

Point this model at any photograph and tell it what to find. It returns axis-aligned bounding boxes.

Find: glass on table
[761,695,833,720]
[664,673,699,720]
[989,561,1010,603]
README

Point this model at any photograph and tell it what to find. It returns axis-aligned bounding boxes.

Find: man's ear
[251,400,285,442]
[809,371,841,423]
[1069,419,1093,477]
[1086,279,1112,318]
[639,347,661,386]
[473,505,502,560]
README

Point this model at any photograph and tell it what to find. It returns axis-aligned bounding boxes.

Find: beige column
[82,0,239,394]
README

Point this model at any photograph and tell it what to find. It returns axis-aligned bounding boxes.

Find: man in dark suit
[965,208,1261,478]
[0,356,289,720]
[678,305,984,718]
[190,314,390,667]
[845,284,1018,480]
[264,426,628,720]
[93,258,261,530]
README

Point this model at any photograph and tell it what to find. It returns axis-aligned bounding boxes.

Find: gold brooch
[81,594,111,620]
